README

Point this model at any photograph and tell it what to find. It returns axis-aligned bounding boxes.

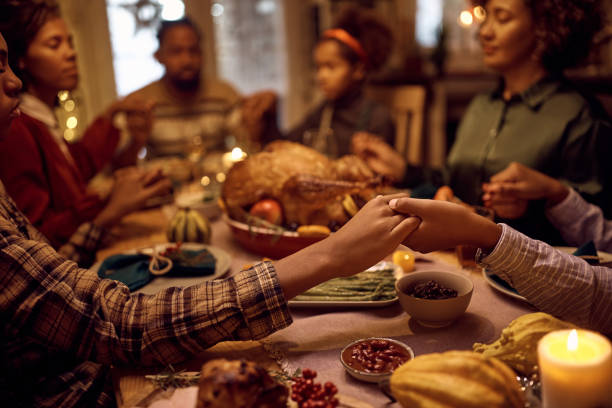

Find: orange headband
[323,28,368,66]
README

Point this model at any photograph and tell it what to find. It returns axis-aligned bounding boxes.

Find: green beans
[293,268,396,302]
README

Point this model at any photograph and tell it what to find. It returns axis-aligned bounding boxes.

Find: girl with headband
[257,6,402,180]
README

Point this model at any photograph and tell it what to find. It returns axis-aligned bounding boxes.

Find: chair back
[366,85,427,165]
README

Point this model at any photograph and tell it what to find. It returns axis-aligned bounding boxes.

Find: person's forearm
[274,238,345,300]
[481,224,612,334]
[546,188,612,251]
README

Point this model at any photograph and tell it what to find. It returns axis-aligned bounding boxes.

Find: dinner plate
[482,246,612,302]
[92,243,232,295]
[482,269,528,302]
[288,261,400,308]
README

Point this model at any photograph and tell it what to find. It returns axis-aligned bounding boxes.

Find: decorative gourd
[473,312,576,376]
[390,351,525,408]
[167,208,211,244]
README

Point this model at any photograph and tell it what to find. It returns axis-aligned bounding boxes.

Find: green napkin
[98,249,217,291]
[164,249,216,276]
[572,241,599,264]
[97,254,152,291]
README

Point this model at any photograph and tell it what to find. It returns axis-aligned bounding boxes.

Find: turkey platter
[221,141,387,229]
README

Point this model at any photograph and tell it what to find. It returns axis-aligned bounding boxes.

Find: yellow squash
[167,208,211,244]
[390,351,525,408]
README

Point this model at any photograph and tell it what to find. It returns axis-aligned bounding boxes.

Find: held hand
[325,194,420,276]
[351,132,406,182]
[482,197,528,219]
[126,106,154,149]
[274,194,420,299]
[241,90,277,141]
[104,94,156,121]
[388,198,502,253]
[482,162,569,206]
[94,167,172,228]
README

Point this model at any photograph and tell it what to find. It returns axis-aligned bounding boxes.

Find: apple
[249,199,283,225]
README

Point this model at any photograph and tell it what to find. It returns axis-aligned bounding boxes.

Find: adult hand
[275,194,420,299]
[326,194,420,276]
[241,90,277,141]
[388,198,502,253]
[351,132,406,182]
[104,94,155,122]
[482,162,569,207]
[94,167,172,228]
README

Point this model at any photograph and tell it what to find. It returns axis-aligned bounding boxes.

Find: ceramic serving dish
[224,215,326,258]
[395,270,473,328]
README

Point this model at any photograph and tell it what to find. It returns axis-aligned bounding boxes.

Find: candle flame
[567,329,578,351]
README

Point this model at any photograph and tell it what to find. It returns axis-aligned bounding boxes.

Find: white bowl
[340,337,414,383]
[395,271,473,328]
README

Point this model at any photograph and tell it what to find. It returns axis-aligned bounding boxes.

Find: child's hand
[389,198,502,253]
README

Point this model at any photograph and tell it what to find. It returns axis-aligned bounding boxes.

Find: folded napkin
[98,248,216,291]
[572,241,599,264]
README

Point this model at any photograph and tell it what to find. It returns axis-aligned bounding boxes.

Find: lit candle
[538,329,612,408]
[222,147,247,170]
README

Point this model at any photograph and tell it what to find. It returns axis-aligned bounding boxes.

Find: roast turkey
[221,141,385,226]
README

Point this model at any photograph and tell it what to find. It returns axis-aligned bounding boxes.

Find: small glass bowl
[339,337,414,383]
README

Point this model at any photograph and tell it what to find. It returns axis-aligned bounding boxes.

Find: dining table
[95,204,537,408]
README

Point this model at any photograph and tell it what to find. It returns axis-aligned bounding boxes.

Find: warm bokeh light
[201,176,211,187]
[567,329,578,352]
[459,10,473,26]
[63,129,75,142]
[231,147,247,161]
[211,3,224,17]
[473,6,486,22]
[64,100,75,112]
[58,91,69,102]
[216,172,226,183]
[66,116,78,129]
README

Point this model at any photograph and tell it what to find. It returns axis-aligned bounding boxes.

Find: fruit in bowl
[220,141,396,257]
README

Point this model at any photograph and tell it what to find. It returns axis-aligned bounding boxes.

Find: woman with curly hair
[259,6,397,167]
[450,0,611,244]
[370,0,611,244]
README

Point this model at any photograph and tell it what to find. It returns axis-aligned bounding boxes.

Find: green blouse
[447,78,611,244]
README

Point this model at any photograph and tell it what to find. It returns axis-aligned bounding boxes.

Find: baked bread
[196,359,288,408]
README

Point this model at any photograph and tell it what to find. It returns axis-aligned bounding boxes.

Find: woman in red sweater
[0,1,171,265]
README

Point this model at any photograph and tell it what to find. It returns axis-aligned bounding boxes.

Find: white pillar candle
[538,329,612,408]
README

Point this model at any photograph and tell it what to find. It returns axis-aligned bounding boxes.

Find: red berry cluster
[291,368,339,408]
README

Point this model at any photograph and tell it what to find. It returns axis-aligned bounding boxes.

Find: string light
[64,100,75,112]
[58,91,69,102]
[459,10,473,27]
[473,6,486,22]
[63,129,75,142]
[66,116,78,129]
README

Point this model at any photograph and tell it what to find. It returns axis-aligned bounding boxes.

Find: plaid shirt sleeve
[55,221,108,267]
[0,213,292,367]
[480,224,612,334]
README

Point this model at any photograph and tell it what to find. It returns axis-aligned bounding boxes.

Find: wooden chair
[366,85,427,166]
